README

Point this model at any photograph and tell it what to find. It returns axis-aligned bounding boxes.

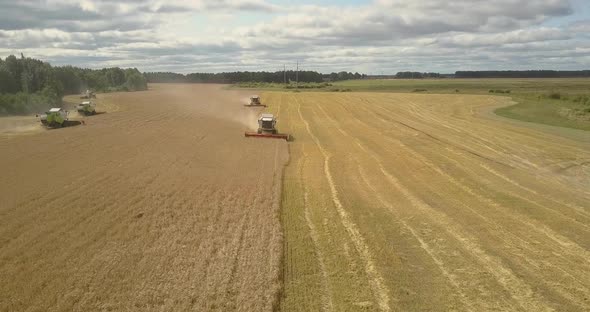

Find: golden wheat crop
[0,84,288,311]
[267,91,590,311]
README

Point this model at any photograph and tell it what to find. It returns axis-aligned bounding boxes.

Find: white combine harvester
[244,95,266,107]
[76,101,96,116]
[80,90,96,99]
[244,113,289,140]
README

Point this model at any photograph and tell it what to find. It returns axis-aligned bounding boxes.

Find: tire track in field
[354,163,475,312]
[295,131,334,312]
[312,98,525,310]
[386,95,589,304]
[311,96,556,312]
[278,93,334,311]
[400,94,590,191]
[365,94,585,181]
[338,94,514,170]
[358,95,590,228]
[350,95,590,230]
[478,163,590,220]
[394,95,520,161]
[295,96,391,312]
[312,100,480,310]
[328,95,590,305]
[389,141,590,308]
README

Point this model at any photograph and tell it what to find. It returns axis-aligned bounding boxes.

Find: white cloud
[0,0,586,73]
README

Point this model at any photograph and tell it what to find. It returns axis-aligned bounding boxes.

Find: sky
[0,0,588,74]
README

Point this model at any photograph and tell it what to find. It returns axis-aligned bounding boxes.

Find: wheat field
[2,86,589,311]
[0,84,288,311]
[265,91,590,311]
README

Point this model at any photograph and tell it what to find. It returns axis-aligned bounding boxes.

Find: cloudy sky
[0,0,588,74]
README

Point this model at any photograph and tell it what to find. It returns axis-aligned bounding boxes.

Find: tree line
[0,54,147,115]
[145,71,367,84]
[455,70,590,78]
[394,72,442,79]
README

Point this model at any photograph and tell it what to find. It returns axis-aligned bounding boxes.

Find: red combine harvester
[245,113,289,140]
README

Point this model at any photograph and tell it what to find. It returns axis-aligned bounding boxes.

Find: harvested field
[0,84,288,311]
[265,92,590,311]
[2,85,589,312]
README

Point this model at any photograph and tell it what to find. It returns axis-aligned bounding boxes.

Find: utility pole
[283,64,286,85]
[296,61,299,88]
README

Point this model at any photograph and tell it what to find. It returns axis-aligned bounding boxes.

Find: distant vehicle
[76,101,96,115]
[38,108,69,128]
[244,95,266,107]
[245,113,289,140]
[80,90,96,99]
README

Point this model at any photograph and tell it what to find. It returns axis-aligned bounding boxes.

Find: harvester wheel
[257,129,262,134]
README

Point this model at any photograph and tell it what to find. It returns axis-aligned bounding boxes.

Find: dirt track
[0,84,288,311]
[269,92,590,311]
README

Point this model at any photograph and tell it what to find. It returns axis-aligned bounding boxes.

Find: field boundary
[480,97,590,143]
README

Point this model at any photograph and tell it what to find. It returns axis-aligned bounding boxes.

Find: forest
[394,72,442,78]
[455,70,590,78]
[145,71,366,83]
[0,54,147,115]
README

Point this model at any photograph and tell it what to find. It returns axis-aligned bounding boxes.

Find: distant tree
[4,55,22,91]
[0,67,19,93]
[124,68,148,91]
[455,70,590,78]
[0,54,149,115]
[54,66,83,94]
[106,67,126,87]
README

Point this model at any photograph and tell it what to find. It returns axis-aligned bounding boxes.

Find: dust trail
[0,116,44,136]
[221,94,261,130]
[232,107,260,130]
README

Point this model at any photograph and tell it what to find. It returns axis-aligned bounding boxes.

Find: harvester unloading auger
[245,113,289,140]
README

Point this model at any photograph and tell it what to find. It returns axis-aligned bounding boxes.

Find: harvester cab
[245,95,266,107]
[76,101,96,115]
[245,113,289,140]
[38,108,69,128]
[258,113,277,133]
